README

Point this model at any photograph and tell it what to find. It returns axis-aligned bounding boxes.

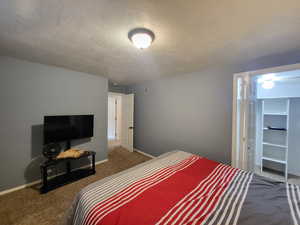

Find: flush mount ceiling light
[262,80,275,89]
[128,28,155,49]
[257,73,280,89]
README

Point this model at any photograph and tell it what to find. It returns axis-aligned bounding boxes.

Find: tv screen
[44,115,94,144]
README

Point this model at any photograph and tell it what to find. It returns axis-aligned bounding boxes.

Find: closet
[258,99,289,179]
[255,75,300,180]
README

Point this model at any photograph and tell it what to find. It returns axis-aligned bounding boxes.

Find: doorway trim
[232,62,300,170]
[108,92,135,152]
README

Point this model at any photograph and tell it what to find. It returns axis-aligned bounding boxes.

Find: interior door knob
[129,126,134,129]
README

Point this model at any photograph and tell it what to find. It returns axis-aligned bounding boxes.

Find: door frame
[232,62,300,169]
[108,92,134,152]
[108,92,124,152]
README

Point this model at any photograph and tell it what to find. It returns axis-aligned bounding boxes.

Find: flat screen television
[44,115,94,144]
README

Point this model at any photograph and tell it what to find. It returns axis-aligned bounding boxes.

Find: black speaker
[43,143,61,160]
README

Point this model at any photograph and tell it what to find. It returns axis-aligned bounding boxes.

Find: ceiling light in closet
[258,73,280,89]
[128,28,155,49]
[262,80,274,89]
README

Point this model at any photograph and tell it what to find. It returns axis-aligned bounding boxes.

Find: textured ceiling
[1,0,300,84]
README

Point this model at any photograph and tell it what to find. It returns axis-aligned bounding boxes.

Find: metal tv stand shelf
[40,151,96,193]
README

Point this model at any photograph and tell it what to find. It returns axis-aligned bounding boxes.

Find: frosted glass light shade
[131,33,152,49]
[128,28,155,49]
[258,73,280,89]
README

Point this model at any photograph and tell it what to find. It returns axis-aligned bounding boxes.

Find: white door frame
[108,92,135,152]
[232,62,300,170]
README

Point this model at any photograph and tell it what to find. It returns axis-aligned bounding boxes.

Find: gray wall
[131,50,300,164]
[0,57,108,192]
[289,99,300,176]
[132,67,233,164]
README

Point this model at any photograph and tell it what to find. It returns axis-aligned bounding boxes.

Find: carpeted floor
[0,147,151,225]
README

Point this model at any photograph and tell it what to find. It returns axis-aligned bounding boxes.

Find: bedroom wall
[131,50,300,164]
[131,67,233,164]
[0,57,108,192]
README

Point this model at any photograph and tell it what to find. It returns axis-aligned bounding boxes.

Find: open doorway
[254,71,300,182]
[107,92,134,152]
[108,93,122,150]
[232,65,300,184]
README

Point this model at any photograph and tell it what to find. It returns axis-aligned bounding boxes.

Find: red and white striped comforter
[66,151,299,225]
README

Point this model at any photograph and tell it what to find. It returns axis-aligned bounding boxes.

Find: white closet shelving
[260,99,290,180]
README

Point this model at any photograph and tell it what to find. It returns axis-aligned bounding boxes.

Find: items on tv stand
[40,150,96,194]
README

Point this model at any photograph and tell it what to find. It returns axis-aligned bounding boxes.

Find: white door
[121,93,134,152]
[232,73,257,171]
[247,76,257,172]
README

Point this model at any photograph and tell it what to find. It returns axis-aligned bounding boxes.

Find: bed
[66,151,300,225]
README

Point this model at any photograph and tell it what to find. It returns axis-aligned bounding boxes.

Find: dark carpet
[0,147,151,225]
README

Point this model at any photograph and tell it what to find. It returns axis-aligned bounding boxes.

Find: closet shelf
[260,98,289,180]
[262,157,287,164]
[263,127,287,131]
[263,142,287,148]
[263,113,287,116]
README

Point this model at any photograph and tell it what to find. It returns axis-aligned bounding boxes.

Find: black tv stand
[66,140,71,150]
[40,151,96,194]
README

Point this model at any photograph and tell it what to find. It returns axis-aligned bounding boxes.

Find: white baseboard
[95,158,108,165]
[0,158,108,196]
[134,148,156,159]
[0,180,41,196]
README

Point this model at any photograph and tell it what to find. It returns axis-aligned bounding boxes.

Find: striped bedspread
[66,151,300,225]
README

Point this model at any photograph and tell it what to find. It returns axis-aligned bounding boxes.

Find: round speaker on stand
[43,143,61,160]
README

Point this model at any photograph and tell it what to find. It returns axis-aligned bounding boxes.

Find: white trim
[134,148,156,159]
[95,159,108,166]
[231,74,239,168]
[0,180,41,196]
[108,92,125,97]
[232,73,250,169]
[0,158,108,196]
